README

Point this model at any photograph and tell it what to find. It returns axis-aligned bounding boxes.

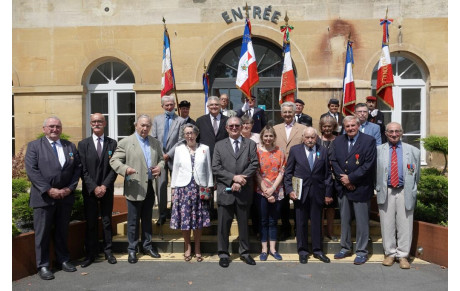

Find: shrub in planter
[12,221,21,237]
[415,172,448,225]
[12,178,30,199]
[12,193,34,232]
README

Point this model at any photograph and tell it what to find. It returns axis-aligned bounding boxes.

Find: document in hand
[292,176,303,200]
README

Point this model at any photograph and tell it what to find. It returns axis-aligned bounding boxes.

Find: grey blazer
[375,142,421,210]
[151,113,186,168]
[212,137,259,206]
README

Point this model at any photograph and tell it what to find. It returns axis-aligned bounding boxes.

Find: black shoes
[299,254,308,264]
[240,255,256,265]
[37,267,54,280]
[156,216,167,226]
[143,247,161,258]
[105,253,117,264]
[80,257,95,268]
[219,257,230,268]
[128,251,138,264]
[313,253,331,263]
[61,261,77,272]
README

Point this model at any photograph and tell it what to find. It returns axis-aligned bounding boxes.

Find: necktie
[246,109,252,118]
[234,140,240,154]
[163,115,171,149]
[96,137,102,159]
[213,117,218,135]
[308,147,314,170]
[348,138,354,153]
[52,141,59,158]
[296,114,301,122]
[391,145,399,187]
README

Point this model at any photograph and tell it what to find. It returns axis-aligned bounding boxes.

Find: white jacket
[170,143,214,188]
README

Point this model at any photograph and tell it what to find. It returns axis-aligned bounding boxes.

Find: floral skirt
[169,177,211,230]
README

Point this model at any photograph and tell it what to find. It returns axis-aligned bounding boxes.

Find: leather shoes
[240,255,256,265]
[38,267,54,280]
[334,250,352,259]
[128,251,138,264]
[313,253,331,263]
[269,251,283,260]
[399,257,411,269]
[382,255,395,266]
[299,254,308,264]
[259,252,268,261]
[80,257,95,268]
[61,261,77,272]
[143,247,161,258]
[156,215,167,226]
[354,255,368,265]
[219,257,230,268]
[105,253,117,264]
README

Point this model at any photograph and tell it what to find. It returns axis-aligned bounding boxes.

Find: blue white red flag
[279,43,296,104]
[342,41,356,116]
[376,18,394,108]
[236,18,259,100]
[161,29,175,97]
[203,72,210,114]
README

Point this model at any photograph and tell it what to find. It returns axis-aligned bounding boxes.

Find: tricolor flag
[279,43,296,104]
[342,41,356,116]
[203,72,210,114]
[376,18,394,108]
[236,18,259,100]
[161,28,175,97]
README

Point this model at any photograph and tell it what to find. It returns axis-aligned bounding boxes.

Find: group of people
[24,92,420,280]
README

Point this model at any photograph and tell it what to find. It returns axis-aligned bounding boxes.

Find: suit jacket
[78,135,118,196]
[184,116,196,125]
[25,137,81,208]
[368,110,386,143]
[170,143,214,188]
[212,137,259,206]
[110,134,165,201]
[236,107,266,133]
[296,113,313,127]
[274,122,307,160]
[151,113,186,168]
[329,133,377,202]
[196,113,229,159]
[284,143,332,206]
[361,121,382,146]
[320,112,343,135]
[375,142,421,210]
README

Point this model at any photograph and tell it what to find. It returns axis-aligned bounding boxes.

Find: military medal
[407,163,415,175]
[108,150,113,159]
[69,152,74,160]
[355,154,360,165]
[316,151,320,159]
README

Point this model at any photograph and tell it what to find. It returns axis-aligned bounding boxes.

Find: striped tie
[390,145,399,187]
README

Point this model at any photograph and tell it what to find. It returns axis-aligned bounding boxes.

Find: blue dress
[170,154,211,230]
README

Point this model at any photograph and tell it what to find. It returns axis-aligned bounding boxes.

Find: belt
[388,185,403,189]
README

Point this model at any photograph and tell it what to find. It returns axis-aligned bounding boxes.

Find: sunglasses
[228,124,241,128]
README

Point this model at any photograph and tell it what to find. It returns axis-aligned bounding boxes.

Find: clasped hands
[126,166,161,179]
[232,175,247,192]
[340,174,356,191]
[47,187,71,199]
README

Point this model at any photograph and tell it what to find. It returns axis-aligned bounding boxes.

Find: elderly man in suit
[212,116,259,268]
[78,113,118,268]
[236,96,266,133]
[25,116,81,280]
[366,96,387,143]
[220,93,237,117]
[294,99,313,127]
[151,95,186,225]
[110,114,165,263]
[320,98,343,135]
[330,115,377,265]
[274,101,307,240]
[284,127,332,264]
[355,103,382,146]
[376,122,420,269]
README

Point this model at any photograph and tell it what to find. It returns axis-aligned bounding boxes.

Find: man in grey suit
[25,116,81,280]
[376,122,420,269]
[151,95,186,225]
[212,116,259,268]
[110,114,165,263]
[355,103,382,146]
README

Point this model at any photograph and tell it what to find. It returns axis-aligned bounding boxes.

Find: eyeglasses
[91,120,104,124]
[386,130,402,134]
[184,132,195,135]
[228,124,241,128]
[355,110,368,114]
[46,125,62,129]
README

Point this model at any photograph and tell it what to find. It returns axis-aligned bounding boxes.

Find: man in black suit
[179,100,196,125]
[329,115,377,265]
[284,127,332,264]
[25,116,81,280]
[78,113,118,268]
[236,96,266,133]
[294,99,313,127]
[212,116,259,268]
[320,98,343,135]
[366,96,386,143]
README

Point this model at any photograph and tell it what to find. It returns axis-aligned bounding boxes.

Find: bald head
[302,127,317,148]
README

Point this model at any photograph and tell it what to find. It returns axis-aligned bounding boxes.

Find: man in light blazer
[212,116,259,268]
[284,127,333,264]
[236,96,266,133]
[355,103,382,146]
[329,115,377,265]
[274,101,307,240]
[151,95,186,225]
[25,116,81,280]
[110,114,165,263]
[78,113,118,267]
[376,122,420,269]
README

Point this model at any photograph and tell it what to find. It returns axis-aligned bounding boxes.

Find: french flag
[203,72,210,114]
[342,41,356,116]
[279,43,296,104]
[236,18,259,100]
[161,29,175,97]
[376,18,394,108]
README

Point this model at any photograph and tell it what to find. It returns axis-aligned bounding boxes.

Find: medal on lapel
[108,150,113,159]
[355,154,360,165]
[69,152,74,160]
[316,151,320,160]
[407,163,415,175]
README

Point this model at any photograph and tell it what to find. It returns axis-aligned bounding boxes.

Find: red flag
[342,41,356,116]
[376,18,394,108]
[236,18,259,101]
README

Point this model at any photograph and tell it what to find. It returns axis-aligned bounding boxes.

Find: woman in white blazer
[170,123,213,262]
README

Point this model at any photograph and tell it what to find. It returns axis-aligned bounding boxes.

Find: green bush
[12,178,30,198]
[12,193,34,230]
[71,190,85,221]
[12,221,21,237]
[421,167,442,176]
[415,173,448,225]
[36,133,70,140]
[420,135,448,175]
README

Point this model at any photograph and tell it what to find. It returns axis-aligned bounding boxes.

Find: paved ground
[12,253,448,290]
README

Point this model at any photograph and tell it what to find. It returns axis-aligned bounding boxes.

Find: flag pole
[203,59,208,114]
[163,17,180,112]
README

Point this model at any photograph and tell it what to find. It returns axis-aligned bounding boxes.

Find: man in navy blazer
[78,113,118,268]
[329,115,376,265]
[236,96,266,133]
[284,127,332,264]
[294,99,313,127]
[355,103,382,146]
[25,116,81,280]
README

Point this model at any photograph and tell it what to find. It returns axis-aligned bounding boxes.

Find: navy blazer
[196,113,229,160]
[78,136,118,195]
[284,143,332,206]
[25,137,81,208]
[236,107,266,133]
[329,133,376,202]
[296,113,313,127]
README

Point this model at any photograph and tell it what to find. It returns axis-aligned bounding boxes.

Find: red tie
[390,145,399,187]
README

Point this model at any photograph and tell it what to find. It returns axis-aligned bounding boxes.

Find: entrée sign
[221,5,282,24]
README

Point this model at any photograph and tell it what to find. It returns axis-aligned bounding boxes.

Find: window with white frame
[86,61,136,141]
[371,54,427,164]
